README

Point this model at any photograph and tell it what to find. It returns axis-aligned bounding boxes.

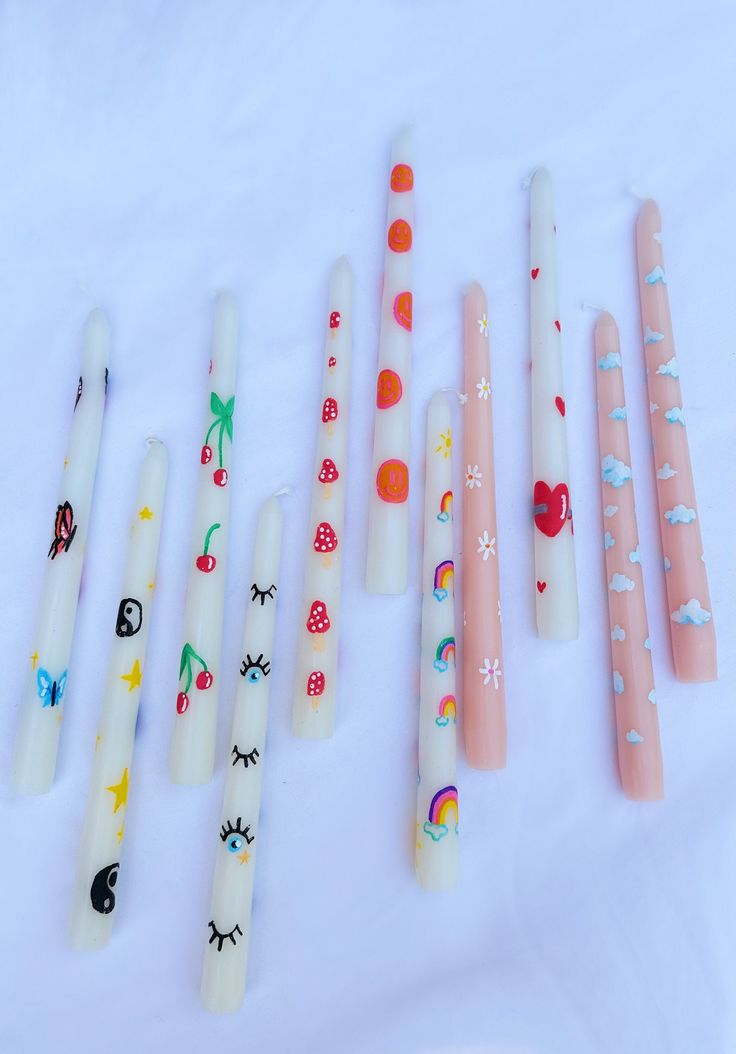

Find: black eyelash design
[240,653,271,682]
[231,744,260,768]
[207,920,243,952]
[220,817,255,845]
[250,582,277,606]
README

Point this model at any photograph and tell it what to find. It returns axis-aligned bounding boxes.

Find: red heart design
[555,396,565,416]
[533,481,570,538]
[537,580,546,593]
[531,268,540,280]
[554,320,561,332]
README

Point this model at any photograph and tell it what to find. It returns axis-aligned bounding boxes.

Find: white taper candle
[12,309,109,795]
[415,393,458,890]
[292,257,351,739]
[170,293,238,785]
[366,129,414,595]
[530,168,579,639]
[201,495,283,1012]
[70,439,168,948]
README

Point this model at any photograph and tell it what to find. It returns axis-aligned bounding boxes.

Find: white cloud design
[657,462,677,480]
[645,265,667,285]
[644,326,665,345]
[601,454,632,488]
[648,690,657,705]
[656,357,679,378]
[604,531,615,550]
[665,504,697,526]
[598,351,622,370]
[649,402,659,414]
[629,546,641,564]
[664,406,685,425]
[671,599,712,626]
[644,637,652,650]
[663,556,671,571]
[626,729,644,743]
[604,505,619,518]
[613,671,624,695]
[611,624,626,642]
[608,406,627,420]
[609,573,635,593]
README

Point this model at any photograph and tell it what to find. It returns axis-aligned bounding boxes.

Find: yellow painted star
[138,506,154,521]
[30,651,39,670]
[63,457,70,469]
[95,734,102,751]
[120,659,142,692]
[116,823,125,844]
[238,851,251,865]
[106,768,129,813]
[435,428,452,459]
[147,580,155,592]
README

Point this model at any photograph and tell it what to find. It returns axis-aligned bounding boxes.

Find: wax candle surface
[636,201,716,683]
[595,313,664,801]
[292,258,351,739]
[70,439,168,947]
[12,309,109,795]
[415,393,458,891]
[530,168,578,640]
[170,293,238,785]
[201,495,283,1013]
[462,283,507,770]
[366,129,414,595]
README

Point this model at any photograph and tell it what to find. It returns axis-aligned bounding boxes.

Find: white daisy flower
[478,315,488,336]
[479,657,502,689]
[477,531,496,560]
[476,376,491,400]
[465,465,482,489]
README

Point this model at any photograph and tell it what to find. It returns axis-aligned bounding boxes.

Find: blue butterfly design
[37,668,67,708]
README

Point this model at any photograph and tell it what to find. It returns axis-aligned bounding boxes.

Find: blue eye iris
[227,835,243,853]
[247,668,261,684]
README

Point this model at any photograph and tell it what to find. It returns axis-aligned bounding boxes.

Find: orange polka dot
[393,291,412,331]
[376,459,409,504]
[390,164,414,192]
[376,369,403,409]
[388,219,412,254]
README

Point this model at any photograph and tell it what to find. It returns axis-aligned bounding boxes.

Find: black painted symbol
[115,598,142,638]
[208,920,243,951]
[90,863,119,914]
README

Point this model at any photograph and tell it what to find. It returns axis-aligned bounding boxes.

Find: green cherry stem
[217,420,225,469]
[202,522,221,556]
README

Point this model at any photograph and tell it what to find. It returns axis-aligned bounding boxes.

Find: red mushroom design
[313,521,338,567]
[307,670,325,707]
[322,397,338,435]
[306,601,330,652]
[318,458,339,499]
[329,311,341,331]
[328,355,337,372]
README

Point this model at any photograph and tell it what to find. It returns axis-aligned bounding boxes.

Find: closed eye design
[207,920,243,952]
[240,653,271,683]
[220,817,255,853]
[250,582,277,606]
[231,744,260,768]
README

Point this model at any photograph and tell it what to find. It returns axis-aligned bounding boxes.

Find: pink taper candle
[595,312,664,801]
[462,284,507,770]
[636,201,716,683]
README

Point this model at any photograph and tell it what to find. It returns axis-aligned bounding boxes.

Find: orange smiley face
[387,219,412,254]
[376,459,409,504]
[376,369,403,409]
[390,163,414,192]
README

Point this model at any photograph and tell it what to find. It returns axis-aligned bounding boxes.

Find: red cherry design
[555,396,566,417]
[536,581,547,594]
[213,468,228,487]
[531,268,540,280]
[329,311,341,329]
[328,356,337,370]
[306,601,330,635]
[196,670,213,691]
[196,554,215,573]
[307,671,325,697]
[176,691,190,714]
[533,481,570,538]
[201,445,212,465]
[554,320,561,332]
[313,521,338,556]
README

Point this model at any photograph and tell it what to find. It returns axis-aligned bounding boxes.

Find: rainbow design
[437,490,453,522]
[435,694,457,727]
[433,560,454,601]
[423,785,459,841]
[433,636,455,672]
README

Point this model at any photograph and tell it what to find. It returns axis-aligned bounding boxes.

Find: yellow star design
[120,659,142,692]
[147,581,155,592]
[30,651,39,670]
[63,457,70,469]
[116,824,125,844]
[238,851,251,865]
[106,768,129,813]
[95,734,102,751]
[138,506,154,521]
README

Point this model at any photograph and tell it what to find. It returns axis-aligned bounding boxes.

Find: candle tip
[391,124,413,162]
[83,308,111,371]
[594,310,617,334]
[525,166,550,191]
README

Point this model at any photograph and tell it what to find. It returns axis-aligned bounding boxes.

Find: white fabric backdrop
[1,2,734,1052]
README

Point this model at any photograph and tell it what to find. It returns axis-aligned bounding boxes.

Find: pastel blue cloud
[644,326,665,345]
[629,546,641,564]
[663,556,671,571]
[423,821,448,842]
[613,671,625,695]
[657,462,677,480]
[645,265,667,285]
[648,690,657,705]
[601,454,632,488]
[665,504,696,526]
[626,729,644,744]
[608,406,627,420]
[604,505,619,518]
[671,599,712,626]
[598,351,622,370]
[610,573,635,593]
[656,356,679,378]
[604,531,615,550]
[644,637,652,650]
[611,624,626,642]
[664,406,685,425]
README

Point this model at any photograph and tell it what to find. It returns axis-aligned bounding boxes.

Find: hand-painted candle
[636,201,716,682]
[12,309,109,795]
[530,168,579,640]
[170,293,238,785]
[462,284,507,770]
[415,393,458,890]
[70,440,168,947]
[201,495,282,1012]
[292,258,351,739]
[595,313,664,801]
[366,129,414,595]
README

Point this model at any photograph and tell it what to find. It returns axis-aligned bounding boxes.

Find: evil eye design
[250,582,277,606]
[207,920,243,952]
[240,653,270,683]
[231,744,259,769]
[220,817,254,854]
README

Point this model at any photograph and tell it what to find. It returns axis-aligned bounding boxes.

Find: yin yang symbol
[90,863,119,914]
[115,598,143,638]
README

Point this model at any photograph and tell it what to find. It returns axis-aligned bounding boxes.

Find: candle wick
[272,486,291,498]
[440,387,468,406]
[580,300,607,313]
[627,184,650,201]
[520,168,539,190]
[145,436,163,448]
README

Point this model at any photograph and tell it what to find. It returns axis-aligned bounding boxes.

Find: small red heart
[537,580,547,593]
[555,396,565,416]
[533,481,570,538]
[554,320,561,332]
[531,268,540,280]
